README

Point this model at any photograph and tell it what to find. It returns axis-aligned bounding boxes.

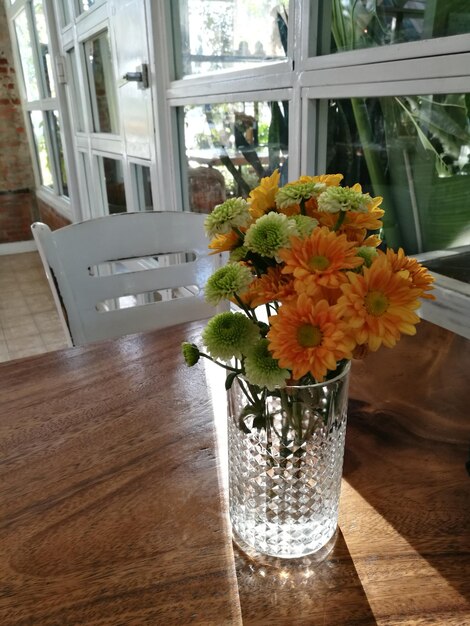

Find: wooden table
[1,320,469,625]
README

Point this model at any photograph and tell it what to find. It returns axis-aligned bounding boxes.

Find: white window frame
[302,0,470,71]
[30,0,470,236]
[51,0,162,217]
[129,160,156,212]
[154,0,297,212]
[301,74,470,179]
[149,0,469,222]
[5,0,81,222]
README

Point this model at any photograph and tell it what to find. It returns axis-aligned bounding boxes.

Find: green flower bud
[181,342,200,367]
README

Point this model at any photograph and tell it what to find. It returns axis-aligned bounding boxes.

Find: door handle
[123,71,143,82]
[120,63,149,89]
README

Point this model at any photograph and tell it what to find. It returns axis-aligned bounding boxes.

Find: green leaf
[253,414,267,431]
[395,97,451,175]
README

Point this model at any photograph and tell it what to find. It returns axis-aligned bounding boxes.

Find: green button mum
[204,198,251,238]
[202,312,260,360]
[275,182,326,209]
[205,263,253,305]
[356,246,378,268]
[244,339,290,390]
[317,186,370,214]
[244,212,297,258]
[289,214,319,238]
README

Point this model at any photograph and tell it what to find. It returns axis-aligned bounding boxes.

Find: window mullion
[300,52,470,90]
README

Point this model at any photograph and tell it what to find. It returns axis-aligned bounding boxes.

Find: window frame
[301,74,470,179]
[23,0,470,249]
[51,0,160,218]
[156,0,298,212]
[153,0,470,253]
[302,1,470,70]
[5,0,80,222]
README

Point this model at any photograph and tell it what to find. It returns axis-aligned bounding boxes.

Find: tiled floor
[0,252,69,363]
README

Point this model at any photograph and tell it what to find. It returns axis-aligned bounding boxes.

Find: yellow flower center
[308,255,330,271]
[297,324,322,347]
[365,290,389,317]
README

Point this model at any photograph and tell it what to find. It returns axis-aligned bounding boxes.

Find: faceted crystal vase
[227,364,350,559]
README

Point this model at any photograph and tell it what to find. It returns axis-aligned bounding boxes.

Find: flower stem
[333,211,346,231]
[199,352,241,373]
[234,294,257,321]
[236,377,260,406]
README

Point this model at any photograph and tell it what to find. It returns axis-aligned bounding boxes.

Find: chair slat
[32,213,227,346]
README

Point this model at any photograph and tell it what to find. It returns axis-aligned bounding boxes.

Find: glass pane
[324,93,470,254]
[14,9,40,101]
[101,157,127,213]
[85,31,119,134]
[173,0,289,78]
[32,0,55,97]
[67,48,85,131]
[30,110,53,188]
[80,0,97,12]
[182,101,289,213]
[323,1,470,55]
[133,165,153,211]
[48,111,68,197]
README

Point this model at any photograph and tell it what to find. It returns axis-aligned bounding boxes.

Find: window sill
[36,188,73,222]
[415,247,470,341]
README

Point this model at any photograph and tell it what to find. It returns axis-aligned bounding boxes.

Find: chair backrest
[31,212,226,346]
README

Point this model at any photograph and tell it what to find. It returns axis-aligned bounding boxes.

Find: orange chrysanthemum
[267,294,354,381]
[248,169,281,219]
[336,255,422,352]
[243,266,296,307]
[277,203,301,217]
[208,230,241,255]
[279,226,363,293]
[296,174,344,187]
[362,233,382,248]
[304,196,319,217]
[384,248,435,300]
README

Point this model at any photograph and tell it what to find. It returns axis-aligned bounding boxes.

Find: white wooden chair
[31,212,226,346]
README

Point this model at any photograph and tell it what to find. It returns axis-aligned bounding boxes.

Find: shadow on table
[234,529,377,626]
[344,321,470,604]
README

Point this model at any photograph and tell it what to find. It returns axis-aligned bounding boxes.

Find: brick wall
[0,1,35,243]
[0,191,37,242]
[37,198,71,230]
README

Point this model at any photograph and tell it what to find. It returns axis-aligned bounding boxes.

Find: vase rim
[280,360,351,390]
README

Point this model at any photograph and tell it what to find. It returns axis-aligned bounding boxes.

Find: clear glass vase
[227,363,350,559]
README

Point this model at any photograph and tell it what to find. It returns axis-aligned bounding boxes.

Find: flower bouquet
[182,170,434,558]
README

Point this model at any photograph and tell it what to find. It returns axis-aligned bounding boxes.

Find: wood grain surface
[1,319,469,625]
[233,320,470,626]
[0,322,241,625]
